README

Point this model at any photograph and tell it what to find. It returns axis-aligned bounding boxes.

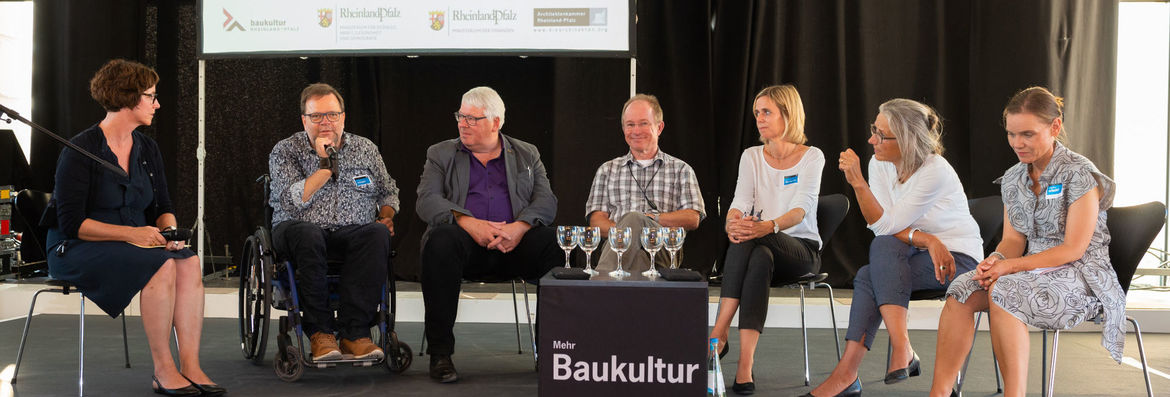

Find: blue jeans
[845,235,977,349]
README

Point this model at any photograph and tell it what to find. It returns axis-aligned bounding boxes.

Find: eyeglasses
[141,93,159,104]
[454,112,488,126]
[303,112,343,123]
[870,124,897,144]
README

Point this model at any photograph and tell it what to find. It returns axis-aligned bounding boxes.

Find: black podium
[537,271,708,396]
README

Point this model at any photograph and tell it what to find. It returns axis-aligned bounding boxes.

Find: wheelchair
[238,175,412,381]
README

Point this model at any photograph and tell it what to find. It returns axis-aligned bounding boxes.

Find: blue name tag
[353,175,371,187]
[1045,183,1063,199]
[783,175,798,185]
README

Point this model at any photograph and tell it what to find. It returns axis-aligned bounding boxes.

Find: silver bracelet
[908,228,920,246]
[990,251,1006,260]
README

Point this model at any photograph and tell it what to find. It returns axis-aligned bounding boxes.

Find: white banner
[199,0,633,57]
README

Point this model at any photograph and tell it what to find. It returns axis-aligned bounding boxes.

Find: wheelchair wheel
[274,344,304,382]
[381,331,412,374]
[239,229,273,365]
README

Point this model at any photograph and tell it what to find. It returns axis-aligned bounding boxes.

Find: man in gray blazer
[416,86,559,383]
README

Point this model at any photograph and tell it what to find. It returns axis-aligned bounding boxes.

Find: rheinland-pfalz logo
[318,8,333,28]
[429,10,445,31]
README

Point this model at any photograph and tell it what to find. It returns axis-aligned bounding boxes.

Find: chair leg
[1045,330,1060,397]
[521,280,536,365]
[122,312,131,368]
[1127,316,1154,397]
[1040,330,1047,397]
[79,294,86,397]
[992,343,1002,393]
[419,333,426,357]
[510,280,522,354]
[956,311,983,395]
[799,284,810,386]
[822,283,841,360]
[13,288,56,384]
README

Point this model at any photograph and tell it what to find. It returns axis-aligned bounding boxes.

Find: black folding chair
[771,194,849,386]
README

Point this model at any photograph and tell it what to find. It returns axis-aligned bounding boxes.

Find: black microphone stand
[0,102,127,178]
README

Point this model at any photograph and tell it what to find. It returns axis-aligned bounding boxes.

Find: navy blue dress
[46,125,194,317]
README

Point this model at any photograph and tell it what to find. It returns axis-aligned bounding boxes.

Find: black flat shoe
[799,377,861,397]
[181,374,227,396]
[731,380,755,395]
[429,354,459,383]
[719,339,729,359]
[152,376,201,397]
[884,351,921,384]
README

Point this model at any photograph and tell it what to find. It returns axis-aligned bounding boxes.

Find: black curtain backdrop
[27,0,1118,286]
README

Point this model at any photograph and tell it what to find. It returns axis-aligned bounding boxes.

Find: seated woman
[710,84,824,395]
[807,99,983,397]
[929,87,1123,397]
[46,59,224,397]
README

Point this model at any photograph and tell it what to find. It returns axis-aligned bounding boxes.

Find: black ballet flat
[719,339,729,359]
[884,351,921,384]
[152,376,201,397]
[731,380,755,395]
[181,374,227,396]
[799,377,861,397]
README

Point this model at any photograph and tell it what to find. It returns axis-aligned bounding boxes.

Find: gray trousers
[595,212,673,273]
[719,232,820,333]
[845,235,977,349]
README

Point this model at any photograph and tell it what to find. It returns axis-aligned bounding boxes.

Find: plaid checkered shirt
[584,150,706,221]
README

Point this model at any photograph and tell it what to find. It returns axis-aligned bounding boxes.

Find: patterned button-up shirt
[269,131,399,230]
[585,150,706,220]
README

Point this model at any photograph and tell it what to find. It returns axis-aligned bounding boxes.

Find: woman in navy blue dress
[46,59,224,396]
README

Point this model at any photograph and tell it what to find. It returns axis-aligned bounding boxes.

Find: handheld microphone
[160,228,192,241]
[325,144,338,158]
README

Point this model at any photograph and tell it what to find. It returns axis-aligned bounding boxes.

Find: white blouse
[729,146,824,249]
[867,154,983,261]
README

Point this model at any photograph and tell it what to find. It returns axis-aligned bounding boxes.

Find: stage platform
[0,278,1168,396]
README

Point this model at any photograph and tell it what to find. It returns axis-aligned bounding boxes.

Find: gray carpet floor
[1,314,1166,396]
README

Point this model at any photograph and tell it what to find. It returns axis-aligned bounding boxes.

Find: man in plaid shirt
[585,94,706,273]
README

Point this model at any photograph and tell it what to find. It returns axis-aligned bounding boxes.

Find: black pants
[719,232,820,332]
[420,224,559,355]
[273,220,390,340]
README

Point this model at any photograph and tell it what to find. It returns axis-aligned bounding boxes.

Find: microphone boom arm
[0,102,127,178]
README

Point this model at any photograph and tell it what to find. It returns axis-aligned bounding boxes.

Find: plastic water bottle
[707,338,726,396]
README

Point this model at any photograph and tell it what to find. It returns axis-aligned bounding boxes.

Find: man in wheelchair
[268,83,399,362]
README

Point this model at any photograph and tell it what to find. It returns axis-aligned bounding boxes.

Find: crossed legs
[140,256,213,389]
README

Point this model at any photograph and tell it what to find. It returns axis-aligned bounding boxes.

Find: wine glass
[608,226,632,278]
[640,226,664,277]
[556,226,578,268]
[578,226,601,275]
[664,227,686,269]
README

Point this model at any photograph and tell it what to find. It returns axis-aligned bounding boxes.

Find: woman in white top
[806,99,982,397]
[711,85,824,395]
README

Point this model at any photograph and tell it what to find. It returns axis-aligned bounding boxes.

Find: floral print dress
[947,142,1127,362]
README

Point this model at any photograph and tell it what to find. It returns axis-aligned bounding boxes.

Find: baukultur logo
[223,8,246,31]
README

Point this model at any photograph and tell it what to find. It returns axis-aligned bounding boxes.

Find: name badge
[1045,183,1063,199]
[353,175,372,187]
[783,175,798,186]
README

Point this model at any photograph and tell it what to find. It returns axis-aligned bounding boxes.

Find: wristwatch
[771,220,780,234]
[318,156,332,170]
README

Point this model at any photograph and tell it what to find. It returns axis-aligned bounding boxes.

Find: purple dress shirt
[461,144,514,222]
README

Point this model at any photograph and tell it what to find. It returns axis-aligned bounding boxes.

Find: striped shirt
[585,150,706,221]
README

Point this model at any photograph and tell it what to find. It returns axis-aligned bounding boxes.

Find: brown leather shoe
[340,337,384,360]
[310,332,342,361]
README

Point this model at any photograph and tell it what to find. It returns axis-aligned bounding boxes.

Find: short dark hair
[299,83,345,114]
[89,59,159,112]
